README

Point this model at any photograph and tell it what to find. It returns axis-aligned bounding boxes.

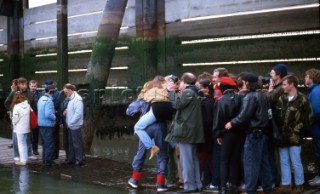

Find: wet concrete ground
[1,137,320,194]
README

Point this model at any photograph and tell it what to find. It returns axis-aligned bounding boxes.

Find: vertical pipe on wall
[57,0,68,90]
[6,0,23,93]
[156,0,166,76]
[135,0,165,82]
[142,0,157,79]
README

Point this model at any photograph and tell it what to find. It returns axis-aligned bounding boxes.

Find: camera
[170,75,179,83]
[258,76,271,85]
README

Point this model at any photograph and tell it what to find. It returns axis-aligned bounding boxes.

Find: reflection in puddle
[1,166,128,194]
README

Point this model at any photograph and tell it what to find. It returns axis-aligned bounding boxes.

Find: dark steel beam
[135,0,165,81]
[84,0,128,92]
[6,0,23,90]
[57,0,68,90]
[83,0,128,152]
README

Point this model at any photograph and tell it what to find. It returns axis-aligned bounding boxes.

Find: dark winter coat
[213,90,243,138]
[165,85,205,144]
[275,92,313,147]
[197,95,214,152]
[230,90,269,131]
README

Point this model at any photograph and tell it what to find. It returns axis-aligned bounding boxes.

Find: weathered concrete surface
[1,137,320,194]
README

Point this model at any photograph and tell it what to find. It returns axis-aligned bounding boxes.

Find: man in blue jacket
[37,85,56,166]
[41,79,61,160]
[305,68,320,186]
[64,84,84,166]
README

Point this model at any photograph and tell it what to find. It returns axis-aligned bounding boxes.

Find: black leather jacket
[212,90,243,137]
[231,90,269,131]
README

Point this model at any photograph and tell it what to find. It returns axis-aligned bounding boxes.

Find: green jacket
[165,85,205,144]
[275,92,313,147]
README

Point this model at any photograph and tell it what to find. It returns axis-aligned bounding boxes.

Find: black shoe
[33,151,39,155]
[177,189,198,193]
[8,144,13,149]
[227,183,239,193]
[44,161,56,166]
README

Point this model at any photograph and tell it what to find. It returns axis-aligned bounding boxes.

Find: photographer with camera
[268,64,288,105]
[266,64,288,189]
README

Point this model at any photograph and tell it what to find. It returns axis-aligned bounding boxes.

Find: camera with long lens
[170,75,179,83]
[258,76,271,85]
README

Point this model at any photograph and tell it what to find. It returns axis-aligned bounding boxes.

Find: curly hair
[145,75,166,89]
[306,68,320,84]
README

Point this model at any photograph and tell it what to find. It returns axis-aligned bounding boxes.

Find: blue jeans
[134,108,157,149]
[279,146,304,185]
[243,133,273,194]
[40,126,55,164]
[132,121,168,175]
[12,132,19,159]
[313,137,320,176]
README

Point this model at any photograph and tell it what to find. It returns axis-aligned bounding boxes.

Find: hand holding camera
[167,82,177,92]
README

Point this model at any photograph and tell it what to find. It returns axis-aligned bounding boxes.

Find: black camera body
[258,76,271,85]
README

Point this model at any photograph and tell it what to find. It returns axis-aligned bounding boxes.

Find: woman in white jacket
[11,92,31,165]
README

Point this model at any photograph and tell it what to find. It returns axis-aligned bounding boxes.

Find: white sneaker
[240,183,245,191]
[207,184,219,192]
[15,161,26,166]
[14,157,20,161]
[309,175,320,186]
[29,155,37,160]
[256,185,263,192]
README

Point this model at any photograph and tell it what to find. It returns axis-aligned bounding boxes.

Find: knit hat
[218,77,236,86]
[45,79,54,85]
[241,72,258,83]
[272,64,287,76]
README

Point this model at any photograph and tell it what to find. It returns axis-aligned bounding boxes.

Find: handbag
[30,109,38,130]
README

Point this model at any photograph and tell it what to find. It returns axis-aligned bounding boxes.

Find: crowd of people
[3,65,320,194]
[126,65,320,194]
[5,78,85,167]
